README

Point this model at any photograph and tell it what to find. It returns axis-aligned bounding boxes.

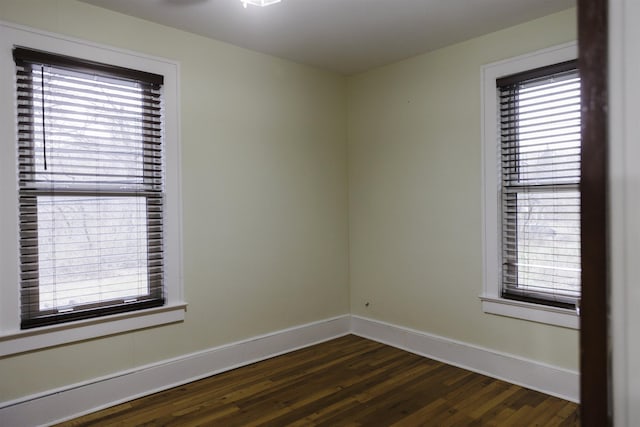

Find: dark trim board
[578,0,610,424]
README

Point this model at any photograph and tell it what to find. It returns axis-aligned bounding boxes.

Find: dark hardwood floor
[56,335,579,426]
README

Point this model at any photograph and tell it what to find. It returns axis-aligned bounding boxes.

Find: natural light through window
[507,75,581,304]
[15,48,165,329]
[0,24,183,355]
[28,68,154,311]
[481,44,581,328]
[37,196,149,310]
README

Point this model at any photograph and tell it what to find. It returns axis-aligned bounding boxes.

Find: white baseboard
[0,315,351,427]
[0,314,579,426]
[351,315,579,403]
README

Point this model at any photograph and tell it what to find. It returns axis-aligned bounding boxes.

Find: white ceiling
[79,0,575,75]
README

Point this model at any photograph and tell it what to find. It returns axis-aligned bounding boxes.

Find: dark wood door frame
[578,0,610,424]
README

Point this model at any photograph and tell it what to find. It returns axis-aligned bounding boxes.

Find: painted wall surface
[347,9,579,370]
[0,0,349,401]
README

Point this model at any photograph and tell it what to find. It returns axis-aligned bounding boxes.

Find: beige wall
[0,0,349,401]
[0,0,578,404]
[348,8,578,370]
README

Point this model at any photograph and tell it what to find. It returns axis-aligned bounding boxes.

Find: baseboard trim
[0,315,351,427]
[351,315,579,403]
[0,314,579,426]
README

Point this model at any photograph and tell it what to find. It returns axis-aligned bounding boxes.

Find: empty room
[0,0,636,425]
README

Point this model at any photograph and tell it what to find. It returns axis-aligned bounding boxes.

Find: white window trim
[480,42,579,330]
[0,21,186,356]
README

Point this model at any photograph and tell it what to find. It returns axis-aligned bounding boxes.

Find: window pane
[32,69,145,182]
[37,195,149,310]
[18,64,162,191]
[515,191,580,298]
[516,78,581,185]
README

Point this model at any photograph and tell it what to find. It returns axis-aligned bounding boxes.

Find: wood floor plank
[55,335,579,426]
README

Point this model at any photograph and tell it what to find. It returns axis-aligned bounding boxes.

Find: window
[14,48,166,328]
[498,60,581,309]
[0,22,184,355]
[481,43,580,328]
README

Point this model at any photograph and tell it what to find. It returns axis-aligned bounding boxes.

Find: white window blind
[498,60,581,309]
[14,47,166,328]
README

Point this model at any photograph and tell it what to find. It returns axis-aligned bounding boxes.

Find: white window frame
[0,21,186,356]
[480,42,579,329]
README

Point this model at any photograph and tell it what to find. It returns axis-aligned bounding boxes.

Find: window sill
[480,295,579,329]
[0,303,187,357]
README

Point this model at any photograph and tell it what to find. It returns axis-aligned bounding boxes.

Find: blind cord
[40,65,47,171]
